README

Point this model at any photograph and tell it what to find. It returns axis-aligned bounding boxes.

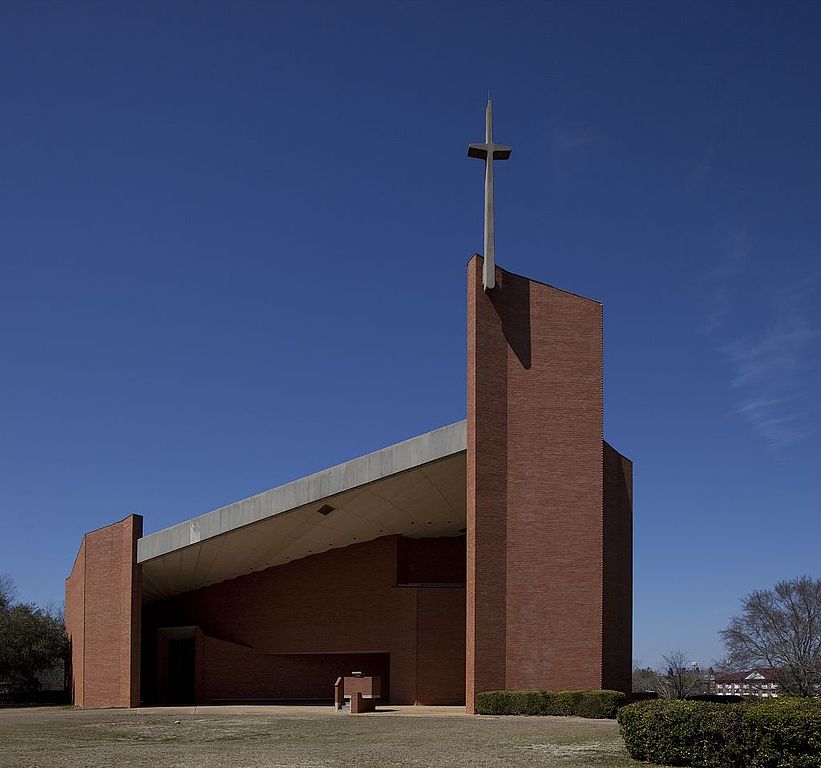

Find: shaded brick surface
[397,534,466,585]
[142,535,465,705]
[602,441,633,692]
[194,635,390,704]
[64,542,85,705]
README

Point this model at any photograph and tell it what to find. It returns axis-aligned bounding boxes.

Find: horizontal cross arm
[467,142,511,160]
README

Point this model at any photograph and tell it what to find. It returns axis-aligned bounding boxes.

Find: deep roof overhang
[138,420,467,601]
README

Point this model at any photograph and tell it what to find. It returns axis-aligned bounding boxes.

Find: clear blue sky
[1,1,819,670]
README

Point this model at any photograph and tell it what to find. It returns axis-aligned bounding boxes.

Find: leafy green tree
[0,576,69,695]
[632,664,659,693]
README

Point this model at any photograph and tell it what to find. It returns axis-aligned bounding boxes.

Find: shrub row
[617,698,821,768]
[476,689,625,718]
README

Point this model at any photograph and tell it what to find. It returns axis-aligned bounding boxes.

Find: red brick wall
[602,441,633,692]
[466,258,510,708]
[143,534,465,705]
[64,515,143,708]
[417,589,466,705]
[466,255,631,711]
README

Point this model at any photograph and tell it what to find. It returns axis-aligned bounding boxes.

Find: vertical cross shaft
[468,100,512,291]
[483,103,496,290]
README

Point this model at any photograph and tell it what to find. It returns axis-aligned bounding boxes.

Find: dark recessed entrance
[167,637,195,705]
[156,626,197,706]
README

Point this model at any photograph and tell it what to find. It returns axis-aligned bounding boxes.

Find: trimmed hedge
[476,689,625,718]
[618,698,821,768]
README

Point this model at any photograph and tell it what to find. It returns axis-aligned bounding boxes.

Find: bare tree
[720,575,821,697]
[655,650,707,699]
[0,574,16,611]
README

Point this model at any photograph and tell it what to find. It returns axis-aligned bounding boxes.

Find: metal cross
[468,99,511,291]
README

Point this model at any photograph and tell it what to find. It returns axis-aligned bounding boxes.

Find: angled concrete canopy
[139,421,467,601]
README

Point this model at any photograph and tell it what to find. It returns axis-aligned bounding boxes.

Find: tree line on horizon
[0,575,69,702]
[634,575,821,699]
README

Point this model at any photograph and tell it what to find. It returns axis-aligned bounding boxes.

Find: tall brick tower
[465,255,632,712]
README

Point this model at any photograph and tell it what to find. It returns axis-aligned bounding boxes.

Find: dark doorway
[167,638,195,705]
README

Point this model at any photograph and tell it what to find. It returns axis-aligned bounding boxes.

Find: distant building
[714,669,779,697]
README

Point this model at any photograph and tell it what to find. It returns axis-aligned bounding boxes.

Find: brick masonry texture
[466,255,632,712]
[142,535,466,706]
[64,515,142,707]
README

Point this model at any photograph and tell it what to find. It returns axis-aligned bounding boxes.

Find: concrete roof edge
[136,420,467,563]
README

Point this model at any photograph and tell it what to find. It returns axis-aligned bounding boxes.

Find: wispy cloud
[552,126,598,155]
[687,144,714,189]
[548,123,602,192]
[700,229,750,334]
[703,235,820,448]
[725,313,820,446]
